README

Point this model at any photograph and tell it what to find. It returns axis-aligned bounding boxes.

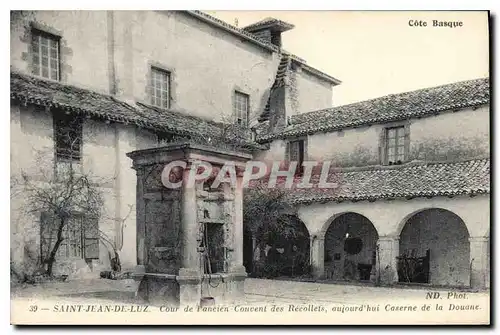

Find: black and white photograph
[8,9,490,325]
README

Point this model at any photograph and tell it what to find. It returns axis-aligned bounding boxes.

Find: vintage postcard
[10,10,490,325]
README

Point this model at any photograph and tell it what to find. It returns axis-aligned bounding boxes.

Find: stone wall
[10,102,157,277]
[306,105,489,167]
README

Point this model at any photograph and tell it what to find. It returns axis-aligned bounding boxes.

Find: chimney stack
[242,17,294,49]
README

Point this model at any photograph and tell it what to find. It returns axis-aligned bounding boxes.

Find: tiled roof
[10,71,264,151]
[258,77,490,141]
[242,17,295,32]
[286,158,490,204]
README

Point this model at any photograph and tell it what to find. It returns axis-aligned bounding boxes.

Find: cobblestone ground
[11,277,490,306]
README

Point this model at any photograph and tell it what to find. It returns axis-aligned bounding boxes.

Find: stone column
[310,236,325,279]
[469,236,489,289]
[230,176,245,272]
[180,166,200,270]
[135,167,146,268]
[177,166,201,306]
[377,236,399,284]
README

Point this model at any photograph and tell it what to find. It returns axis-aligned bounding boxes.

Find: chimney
[258,53,294,132]
[242,17,294,49]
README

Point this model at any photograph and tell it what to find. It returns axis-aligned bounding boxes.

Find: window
[151,67,171,109]
[32,29,60,81]
[54,113,83,162]
[40,213,99,261]
[385,126,406,165]
[288,139,305,175]
[234,91,250,127]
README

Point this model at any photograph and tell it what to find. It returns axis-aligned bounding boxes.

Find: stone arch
[398,208,470,287]
[394,206,472,237]
[318,210,380,239]
[323,212,379,282]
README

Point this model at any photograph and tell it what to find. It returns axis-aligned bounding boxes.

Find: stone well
[126,142,252,306]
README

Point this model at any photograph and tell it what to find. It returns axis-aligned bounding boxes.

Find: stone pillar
[310,236,325,279]
[180,167,200,270]
[135,167,146,267]
[230,176,244,272]
[469,236,489,289]
[177,166,202,306]
[377,236,399,284]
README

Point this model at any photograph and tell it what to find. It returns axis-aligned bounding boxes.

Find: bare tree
[14,155,104,276]
[10,113,129,279]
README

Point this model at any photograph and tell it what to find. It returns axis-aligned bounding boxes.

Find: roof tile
[286,159,490,204]
[10,71,264,151]
[258,77,489,141]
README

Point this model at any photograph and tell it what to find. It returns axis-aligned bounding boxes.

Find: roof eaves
[290,188,490,205]
[255,100,489,143]
[300,63,342,85]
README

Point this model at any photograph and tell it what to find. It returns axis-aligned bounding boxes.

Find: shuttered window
[40,213,99,261]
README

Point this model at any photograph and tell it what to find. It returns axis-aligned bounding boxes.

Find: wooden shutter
[84,217,99,259]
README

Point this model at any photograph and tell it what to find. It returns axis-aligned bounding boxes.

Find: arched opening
[398,208,470,287]
[252,215,310,278]
[324,213,379,282]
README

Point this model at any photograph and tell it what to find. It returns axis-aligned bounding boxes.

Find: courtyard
[11,277,489,306]
[11,278,490,325]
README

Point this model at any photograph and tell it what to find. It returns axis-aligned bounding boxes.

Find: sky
[209,11,489,106]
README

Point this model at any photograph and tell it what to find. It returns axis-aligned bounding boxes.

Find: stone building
[10,11,338,277]
[256,78,490,289]
[10,11,489,290]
